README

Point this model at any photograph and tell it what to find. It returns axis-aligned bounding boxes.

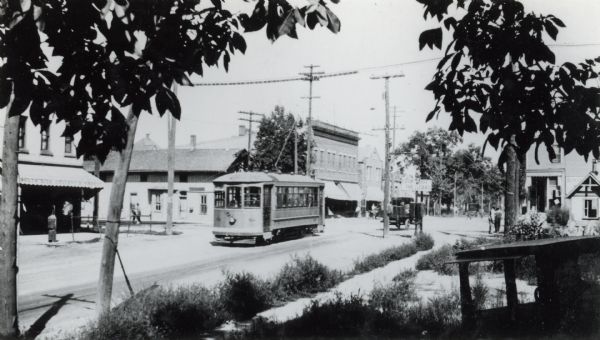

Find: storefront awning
[324,181,348,201]
[338,182,362,202]
[17,163,104,189]
[365,186,384,202]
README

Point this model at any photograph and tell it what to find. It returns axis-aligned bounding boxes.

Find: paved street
[18,216,490,338]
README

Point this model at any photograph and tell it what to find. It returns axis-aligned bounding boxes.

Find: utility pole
[300,65,324,177]
[93,156,100,229]
[166,84,177,236]
[238,111,265,168]
[371,73,404,238]
[454,172,458,216]
[294,129,298,174]
[391,107,404,151]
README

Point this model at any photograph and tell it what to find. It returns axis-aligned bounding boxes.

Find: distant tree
[252,105,307,173]
[416,0,600,231]
[394,127,461,211]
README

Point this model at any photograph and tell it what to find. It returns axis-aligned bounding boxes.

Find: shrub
[369,270,417,317]
[352,242,418,274]
[414,232,435,251]
[415,244,455,275]
[546,206,570,226]
[218,272,272,321]
[271,255,343,300]
[74,285,223,340]
[406,290,462,334]
[471,274,489,310]
[510,212,545,240]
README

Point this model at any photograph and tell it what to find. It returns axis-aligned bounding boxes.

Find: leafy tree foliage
[394,128,461,207]
[252,105,307,173]
[417,0,600,167]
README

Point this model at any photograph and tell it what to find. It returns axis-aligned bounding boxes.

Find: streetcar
[212,172,325,244]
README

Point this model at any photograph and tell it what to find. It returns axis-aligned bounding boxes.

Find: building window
[140,174,148,182]
[244,187,261,207]
[179,191,187,212]
[18,117,26,150]
[40,127,50,152]
[64,136,74,154]
[215,191,225,208]
[226,186,242,208]
[584,199,598,219]
[200,194,208,214]
[151,192,162,212]
[179,173,188,183]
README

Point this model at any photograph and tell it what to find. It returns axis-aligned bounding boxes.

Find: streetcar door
[263,185,272,232]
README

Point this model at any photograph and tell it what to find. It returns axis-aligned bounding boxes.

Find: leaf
[155,89,169,116]
[9,94,31,117]
[223,51,230,72]
[242,0,267,32]
[164,88,181,120]
[278,8,299,38]
[419,27,442,50]
[443,17,457,30]
[549,15,565,28]
[325,6,341,33]
[543,20,558,40]
[231,32,247,54]
[210,0,222,10]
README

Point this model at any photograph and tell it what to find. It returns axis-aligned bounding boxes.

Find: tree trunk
[0,111,20,338]
[504,144,520,234]
[93,156,100,229]
[96,111,138,316]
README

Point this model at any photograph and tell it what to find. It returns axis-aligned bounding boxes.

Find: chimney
[190,135,197,150]
[145,133,150,139]
[239,125,247,136]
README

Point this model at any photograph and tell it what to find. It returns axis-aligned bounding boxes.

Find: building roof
[567,171,600,198]
[85,148,239,173]
[185,133,256,150]
[134,134,160,151]
[312,120,360,141]
[213,172,323,184]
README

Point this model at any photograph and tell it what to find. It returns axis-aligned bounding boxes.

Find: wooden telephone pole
[300,65,324,177]
[238,111,265,168]
[166,85,177,236]
[371,73,404,238]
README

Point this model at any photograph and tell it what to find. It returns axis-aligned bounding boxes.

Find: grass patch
[271,254,344,301]
[415,237,496,275]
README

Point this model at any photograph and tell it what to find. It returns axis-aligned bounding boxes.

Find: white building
[83,138,239,225]
[357,146,384,215]
[0,112,104,234]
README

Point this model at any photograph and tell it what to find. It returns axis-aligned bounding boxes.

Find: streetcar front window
[215,191,225,208]
[226,186,242,208]
[244,187,261,208]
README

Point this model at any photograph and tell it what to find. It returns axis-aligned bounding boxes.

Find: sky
[135,0,600,161]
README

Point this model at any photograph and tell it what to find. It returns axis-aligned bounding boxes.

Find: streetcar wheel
[255,236,266,246]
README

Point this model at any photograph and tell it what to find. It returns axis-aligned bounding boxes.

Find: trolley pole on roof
[300,65,324,177]
[371,73,404,238]
[239,111,265,168]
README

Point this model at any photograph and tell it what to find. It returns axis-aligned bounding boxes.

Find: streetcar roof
[213,172,323,185]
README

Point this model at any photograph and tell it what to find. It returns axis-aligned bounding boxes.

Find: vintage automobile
[387,198,424,232]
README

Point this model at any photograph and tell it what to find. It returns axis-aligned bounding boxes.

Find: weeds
[352,242,418,274]
[271,254,344,301]
[218,272,272,321]
[414,232,435,251]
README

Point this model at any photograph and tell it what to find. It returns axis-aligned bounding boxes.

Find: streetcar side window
[275,186,319,209]
[226,186,242,208]
[215,191,225,208]
[244,187,261,208]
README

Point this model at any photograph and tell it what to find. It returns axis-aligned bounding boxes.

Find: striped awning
[324,181,348,201]
[16,163,104,189]
[338,182,362,202]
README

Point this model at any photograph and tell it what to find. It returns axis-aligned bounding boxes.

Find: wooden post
[0,110,21,338]
[97,111,139,317]
[459,262,475,328]
[503,259,518,322]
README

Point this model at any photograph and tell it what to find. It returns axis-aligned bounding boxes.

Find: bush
[406,290,462,334]
[369,270,417,317]
[510,212,545,240]
[74,285,223,340]
[218,272,272,321]
[414,232,435,251]
[352,242,418,274]
[546,206,570,226]
[271,255,344,300]
[415,244,455,275]
[471,274,489,310]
